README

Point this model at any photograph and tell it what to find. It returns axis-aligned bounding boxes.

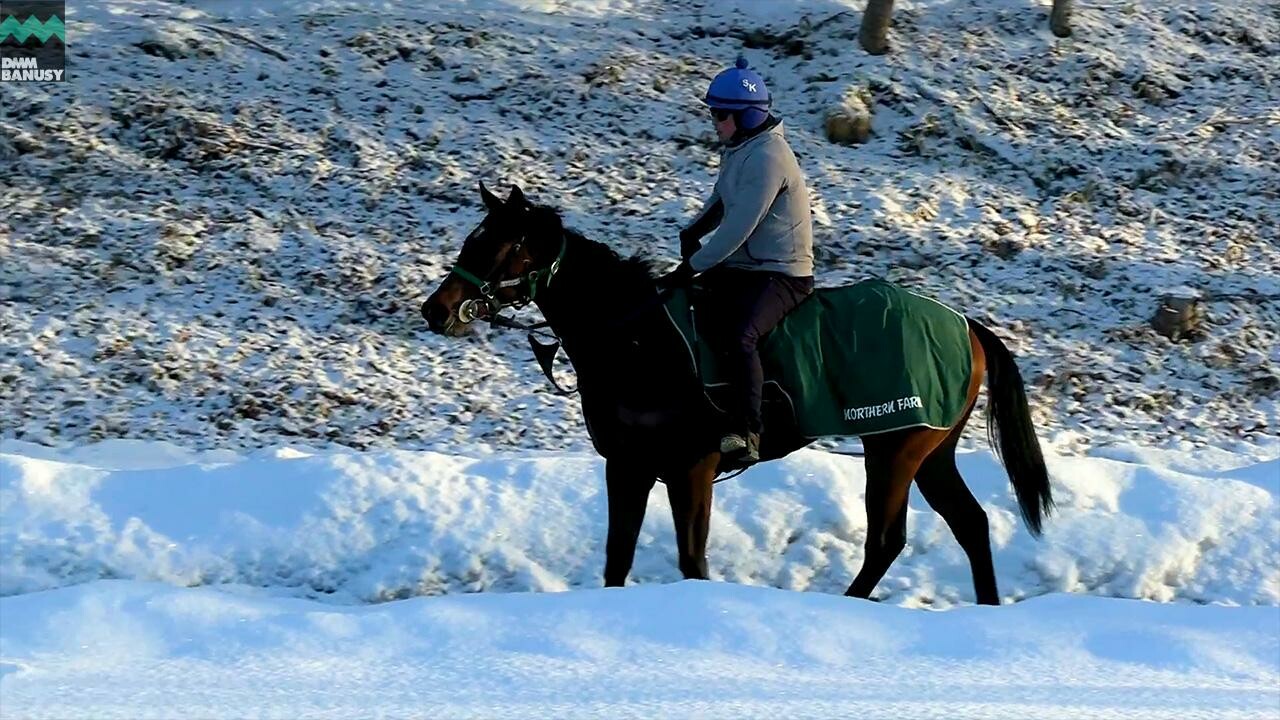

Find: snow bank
[0,580,1275,719]
[2,440,1275,606]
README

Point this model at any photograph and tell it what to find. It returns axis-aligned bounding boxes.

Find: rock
[825,109,870,145]
[983,236,1023,260]
[1151,291,1204,341]
[1248,373,1280,394]
[135,27,222,60]
[1132,78,1167,105]
[825,88,873,145]
[1,126,39,155]
[1082,260,1108,279]
[136,39,188,61]
[582,62,624,86]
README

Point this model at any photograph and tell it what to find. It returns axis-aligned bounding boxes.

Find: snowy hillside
[2,0,1277,456]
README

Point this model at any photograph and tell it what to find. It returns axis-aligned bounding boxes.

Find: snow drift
[2,440,1275,607]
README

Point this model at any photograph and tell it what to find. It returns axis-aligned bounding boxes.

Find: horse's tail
[967,318,1054,536]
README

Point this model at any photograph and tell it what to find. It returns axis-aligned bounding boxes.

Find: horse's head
[422,182,565,336]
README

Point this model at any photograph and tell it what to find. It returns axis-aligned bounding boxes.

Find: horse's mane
[529,203,661,283]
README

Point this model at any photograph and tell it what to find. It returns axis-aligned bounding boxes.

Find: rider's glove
[658,261,695,289]
[679,231,701,263]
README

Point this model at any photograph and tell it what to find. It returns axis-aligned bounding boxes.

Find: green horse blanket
[663,279,973,437]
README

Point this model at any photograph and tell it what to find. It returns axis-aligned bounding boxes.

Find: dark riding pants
[697,268,814,436]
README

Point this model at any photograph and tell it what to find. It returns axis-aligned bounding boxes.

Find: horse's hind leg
[665,453,718,580]
[915,401,1000,605]
[846,431,935,599]
[913,329,999,604]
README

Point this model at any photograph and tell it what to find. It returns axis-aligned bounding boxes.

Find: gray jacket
[684,118,814,277]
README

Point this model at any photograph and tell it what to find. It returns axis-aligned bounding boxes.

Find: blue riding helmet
[705,56,771,129]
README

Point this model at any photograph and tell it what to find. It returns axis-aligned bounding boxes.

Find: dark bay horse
[422,183,1053,605]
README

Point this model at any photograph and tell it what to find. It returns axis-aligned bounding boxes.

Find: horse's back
[764,279,972,436]
[667,278,973,438]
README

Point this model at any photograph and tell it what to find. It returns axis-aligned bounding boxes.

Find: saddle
[662,278,973,438]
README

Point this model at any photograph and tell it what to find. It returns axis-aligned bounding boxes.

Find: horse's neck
[533,231,694,415]
[533,234,657,365]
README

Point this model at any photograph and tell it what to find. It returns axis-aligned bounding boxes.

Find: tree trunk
[859,0,896,55]
[1050,0,1073,38]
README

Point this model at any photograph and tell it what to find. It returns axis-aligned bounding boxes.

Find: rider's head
[705,56,771,141]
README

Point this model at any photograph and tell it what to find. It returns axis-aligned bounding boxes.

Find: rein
[517,286,679,397]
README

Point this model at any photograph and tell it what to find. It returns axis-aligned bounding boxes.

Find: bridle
[442,230,679,397]
[449,232,567,326]
[446,231,578,394]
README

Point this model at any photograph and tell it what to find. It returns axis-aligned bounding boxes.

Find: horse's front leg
[665,452,718,580]
[604,458,657,587]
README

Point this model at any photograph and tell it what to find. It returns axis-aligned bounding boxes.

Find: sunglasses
[709,108,734,122]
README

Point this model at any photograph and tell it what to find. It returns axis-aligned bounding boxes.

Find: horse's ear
[507,185,528,208]
[479,181,504,212]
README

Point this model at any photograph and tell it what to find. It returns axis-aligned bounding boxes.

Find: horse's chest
[580,392,685,457]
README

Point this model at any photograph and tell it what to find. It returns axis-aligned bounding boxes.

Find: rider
[663,56,815,464]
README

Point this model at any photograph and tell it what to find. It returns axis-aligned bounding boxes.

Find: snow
[3,0,1279,714]
[2,440,1277,607]
[2,0,1277,456]
[1,581,1276,719]
[1,437,1278,716]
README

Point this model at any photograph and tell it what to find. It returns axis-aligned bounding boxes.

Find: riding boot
[719,429,760,464]
[744,430,760,463]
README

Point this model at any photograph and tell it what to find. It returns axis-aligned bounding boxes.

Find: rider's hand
[658,261,695,289]
[679,231,701,262]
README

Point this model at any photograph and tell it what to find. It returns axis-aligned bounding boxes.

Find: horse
[422,182,1053,605]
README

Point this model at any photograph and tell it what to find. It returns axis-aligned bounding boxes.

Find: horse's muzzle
[422,297,455,335]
